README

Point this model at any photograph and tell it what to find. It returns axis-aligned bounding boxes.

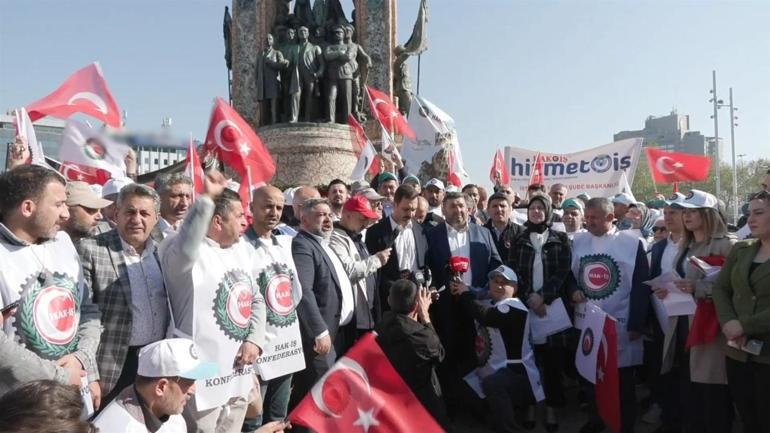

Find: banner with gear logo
[15,271,81,360]
[253,239,305,381]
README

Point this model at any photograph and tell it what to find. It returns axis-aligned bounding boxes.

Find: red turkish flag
[289,332,443,433]
[365,86,416,140]
[596,315,620,433]
[59,161,112,185]
[26,62,122,127]
[645,147,711,183]
[348,114,380,178]
[204,97,275,209]
[185,137,205,199]
[529,153,545,186]
[446,147,462,187]
[489,149,509,186]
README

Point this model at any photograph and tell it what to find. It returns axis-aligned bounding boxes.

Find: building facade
[614,111,722,160]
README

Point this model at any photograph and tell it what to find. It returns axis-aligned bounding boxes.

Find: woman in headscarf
[625,202,656,249]
[506,192,578,432]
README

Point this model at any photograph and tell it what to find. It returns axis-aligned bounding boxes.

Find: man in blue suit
[425,191,502,416]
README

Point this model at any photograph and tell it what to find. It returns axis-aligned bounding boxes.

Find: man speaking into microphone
[425,191,502,416]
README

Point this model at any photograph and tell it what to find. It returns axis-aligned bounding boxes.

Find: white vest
[187,237,259,411]
[572,229,643,367]
[469,298,545,402]
[0,231,83,361]
[252,235,305,380]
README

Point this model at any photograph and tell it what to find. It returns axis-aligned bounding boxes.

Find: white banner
[504,138,643,198]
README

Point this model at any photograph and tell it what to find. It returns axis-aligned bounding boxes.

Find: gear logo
[578,254,621,300]
[590,154,612,173]
[213,269,255,341]
[581,328,595,356]
[83,138,107,161]
[15,272,81,360]
[258,263,297,328]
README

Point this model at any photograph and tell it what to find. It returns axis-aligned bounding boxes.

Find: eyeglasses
[652,226,667,233]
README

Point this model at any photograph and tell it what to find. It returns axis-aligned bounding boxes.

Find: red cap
[343,195,379,219]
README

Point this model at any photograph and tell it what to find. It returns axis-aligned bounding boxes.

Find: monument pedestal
[259,123,357,187]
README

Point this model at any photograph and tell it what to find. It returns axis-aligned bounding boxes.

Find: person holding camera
[375,279,448,430]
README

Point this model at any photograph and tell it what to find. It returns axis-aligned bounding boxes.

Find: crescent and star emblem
[213,119,243,152]
[67,92,108,114]
[656,156,684,175]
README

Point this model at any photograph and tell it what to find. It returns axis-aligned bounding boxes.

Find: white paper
[643,272,678,291]
[529,298,573,341]
[80,376,94,420]
[574,304,607,384]
[572,302,605,330]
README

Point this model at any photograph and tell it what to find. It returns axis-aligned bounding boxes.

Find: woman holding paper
[506,192,579,432]
[713,190,770,433]
[671,189,736,433]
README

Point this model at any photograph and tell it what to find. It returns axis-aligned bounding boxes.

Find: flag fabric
[685,255,726,349]
[351,134,377,182]
[489,149,509,186]
[575,303,607,384]
[365,86,416,140]
[26,62,122,127]
[288,332,443,433]
[596,315,620,433]
[380,124,402,166]
[619,169,637,201]
[402,0,428,55]
[645,147,711,183]
[185,136,205,199]
[348,115,380,179]
[446,146,462,187]
[58,119,130,184]
[14,108,49,168]
[529,153,545,186]
[59,161,112,185]
[204,97,275,211]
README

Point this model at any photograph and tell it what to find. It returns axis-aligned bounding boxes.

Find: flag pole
[416,54,421,95]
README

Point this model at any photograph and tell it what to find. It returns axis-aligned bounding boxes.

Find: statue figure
[279,27,301,123]
[325,0,347,26]
[312,0,327,28]
[293,0,314,28]
[393,0,428,115]
[256,34,289,125]
[393,45,413,115]
[343,24,371,120]
[274,0,291,26]
[323,25,353,123]
[295,26,325,122]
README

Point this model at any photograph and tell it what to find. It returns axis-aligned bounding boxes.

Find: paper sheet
[529,298,573,341]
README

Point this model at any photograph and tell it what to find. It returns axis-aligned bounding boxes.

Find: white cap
[664,192,686,206]
[89,184,103,197]
[612,192,635,206]
[423,178,445,191]
[357,187,384,201]
[283,187,298,206]
[672,189,719,210]
[445,184,460,193]
[488,265,518,283]
[226,180,240,193]
[102,177,134,198]
[137,338,218,380]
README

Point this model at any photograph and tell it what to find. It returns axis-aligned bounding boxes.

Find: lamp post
[728,88,739,224]
[710,70,721,199]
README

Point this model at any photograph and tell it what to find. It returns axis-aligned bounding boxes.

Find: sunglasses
[652,226,667,233]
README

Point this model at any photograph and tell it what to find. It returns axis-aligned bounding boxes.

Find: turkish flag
[349,116,378,181]
[446,147,462,187]
[596,315,620,433]
[204,97,275,209]
[529,153,545,186]
[685,255,725,349]
[26,62,122,127]
[185,136,205,199]
[489,149,509,186]
[59,161,112,185]
[365,86,416,140]
[645,147,711,183]
[288,332,443,433]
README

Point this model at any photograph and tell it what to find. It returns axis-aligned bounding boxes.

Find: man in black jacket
[376,279,448,429]
[483,192,523,261]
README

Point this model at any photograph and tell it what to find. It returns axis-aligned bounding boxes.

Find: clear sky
[2,0,768,184]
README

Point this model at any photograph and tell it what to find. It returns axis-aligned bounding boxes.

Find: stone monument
[226,0,399,187]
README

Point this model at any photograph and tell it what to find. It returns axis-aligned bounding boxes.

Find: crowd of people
[0,158,769,433]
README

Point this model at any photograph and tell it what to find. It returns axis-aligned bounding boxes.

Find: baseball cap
[576,192,591,201]
[357,187,384,201]
[424,178,445,191]
[350,180,370,193]
[672,189,719,210]
[664,192,686,206]
[226,180,240,193]
[612,193,636,206]
[137,338,218,380]
[445,184,460,193]
[561,198,584,213]
[377,172,398,184]
[488,265,518,283]
[102,177,134,198]
[343,195,379,219]
[66,182,112,209]
[402,175,420,186]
